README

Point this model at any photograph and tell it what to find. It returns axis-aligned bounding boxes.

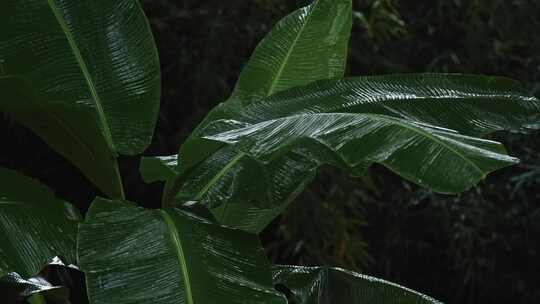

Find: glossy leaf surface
[1,271,69,304]
[232,74,540,136]
[0,167,79,279]
[182,74,538,232]
[140,155,179,184]
[0,76,123,199]
[176,146,315,232]
[177,0,353,177]
[78,198,286,304]
[140,155,180,206]
[1,257,84,304]
[273,265,443,304]
[0,0,161,196]
[204,112,519,193]
[170,0,354,230]
[230,0,352,106]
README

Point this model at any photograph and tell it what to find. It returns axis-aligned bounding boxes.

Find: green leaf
[176,0,353,179]
[140,155,180,206]
[202,75,540,195]
[180,74,539,232]
[230,0,353,106]
[1,271,70,304]
[0,0,161,197]
[0,167,79,280]
[168,0,354,227]
[0,76,123,199]
[232,74,540,137]
[28,295,48,304]
[205,112,518,193]
[175,146,315,232]
[78,198,286,304]
[273,265,443,303]
[140,155,179,184]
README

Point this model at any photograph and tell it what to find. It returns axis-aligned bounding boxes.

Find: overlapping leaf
[202,73,540,196]
[232,74,540,136]
[174,146,317,232]
[176,0,353,177]
[205,112,518,193]
[0,0,161,198]
[0,76,123,199]
[0,167,79,280]
[0,261,77,304]
[186,74,538,232]
[1,257,85,304]
[78,198,286,304]
[273,265,443,303]
[1,272,69,304]
[140,155,179,184]
[167,0,539,234]
[159,0,353,230]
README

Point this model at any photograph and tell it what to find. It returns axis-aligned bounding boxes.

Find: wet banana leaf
[140,149,301,231]
[140,155,179,184]
[78,198,286,304]
[230,0,352,106]
[140,155,180,206]
[1,257,84,304]
[168,0,354,228]
[273,265,443,303]
[1,271,69,304]
[233,74,540,137]
[204,112,519,194]
[0,167,79,280]
[0,76,123,199]
[177,0,353,178]
[175,146,315,232]
[0,0,161,198]
[186,74,538,232]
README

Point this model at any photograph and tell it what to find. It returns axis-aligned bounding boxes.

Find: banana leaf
[273,265,443,304]
[172,74,540,232]
[0,167,79,280]
[0,258,81,304]
[176,0,353,178]
[0,0,161,198]
[78,198,286,304]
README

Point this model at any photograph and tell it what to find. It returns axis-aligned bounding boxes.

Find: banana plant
[1,0,539,303]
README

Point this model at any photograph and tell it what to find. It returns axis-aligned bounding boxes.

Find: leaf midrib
[266,0,320,97]
[160,210,194,304]
[191,1,321,202]
[210,113,494,177]
[46,0,115,150]
[194,152,245,200]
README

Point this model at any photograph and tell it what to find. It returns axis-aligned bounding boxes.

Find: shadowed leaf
[0,0,161,198]
[273,265,443,303]
[78,198,286,304]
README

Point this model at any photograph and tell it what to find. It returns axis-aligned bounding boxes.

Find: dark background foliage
[1,0,539,303]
